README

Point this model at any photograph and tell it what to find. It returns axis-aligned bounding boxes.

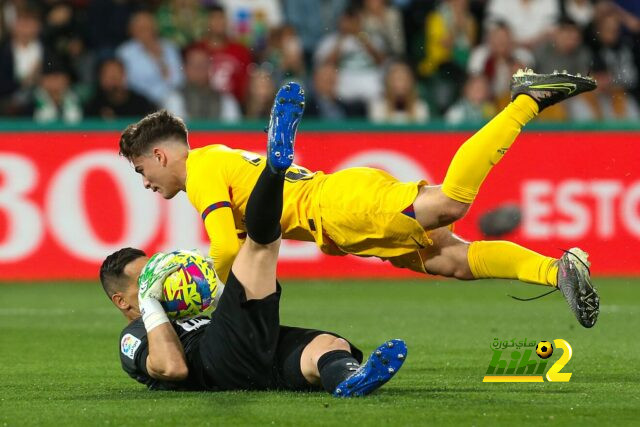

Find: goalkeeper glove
[138,252,180,332]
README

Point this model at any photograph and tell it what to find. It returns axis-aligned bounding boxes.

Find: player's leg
[286,327,407,397]
[197,83,307,391]
[298,334,358,388]
[413,70,597,230]
[230,162,285,300]
[424,228,599,327]
[231,81,304,298]
[423,228,557,286]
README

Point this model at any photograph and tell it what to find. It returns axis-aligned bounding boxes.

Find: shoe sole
[565,247,599,328]
[267,82,305,171]
[334,339,407,397]
[510,69,597,109]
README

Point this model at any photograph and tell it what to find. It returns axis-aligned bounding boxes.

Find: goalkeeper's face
[120,256,149,316]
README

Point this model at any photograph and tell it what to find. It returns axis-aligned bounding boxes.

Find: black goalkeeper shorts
[198,270,363,391]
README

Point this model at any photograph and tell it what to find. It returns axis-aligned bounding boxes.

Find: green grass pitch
[1,278,640,426]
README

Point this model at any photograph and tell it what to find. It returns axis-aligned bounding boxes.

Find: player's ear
[111,292,129,310]
[152,147,168,167]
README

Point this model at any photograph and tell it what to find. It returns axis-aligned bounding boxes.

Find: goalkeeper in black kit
[99,90,407,397]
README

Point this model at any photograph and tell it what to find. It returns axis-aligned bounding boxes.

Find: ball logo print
[483,338,572,382]
[536,341,554,359]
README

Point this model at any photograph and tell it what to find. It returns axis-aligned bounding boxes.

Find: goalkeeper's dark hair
[119,110,188,160]
[100,247,146,298]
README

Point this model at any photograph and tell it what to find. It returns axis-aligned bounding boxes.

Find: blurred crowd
[0,0,639,125]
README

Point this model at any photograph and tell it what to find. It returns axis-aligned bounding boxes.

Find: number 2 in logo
[545,339,572,382]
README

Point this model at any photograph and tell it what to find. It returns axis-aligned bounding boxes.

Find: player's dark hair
[99,247,146,298]
[119,110,188,160]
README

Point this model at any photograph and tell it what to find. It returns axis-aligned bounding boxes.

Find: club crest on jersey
[121,333,142,360]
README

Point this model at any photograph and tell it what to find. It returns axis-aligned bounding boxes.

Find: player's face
[121,256,149,314]
[132,152,180,199]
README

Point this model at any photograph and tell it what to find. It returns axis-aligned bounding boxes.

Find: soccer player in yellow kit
[119,70,600,328]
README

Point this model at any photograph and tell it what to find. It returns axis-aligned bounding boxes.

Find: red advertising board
[0,130,638,279]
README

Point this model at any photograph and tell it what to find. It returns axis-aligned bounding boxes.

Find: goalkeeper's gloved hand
[138,252,180,332]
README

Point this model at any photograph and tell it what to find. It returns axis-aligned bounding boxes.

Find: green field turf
[1,278,639,426]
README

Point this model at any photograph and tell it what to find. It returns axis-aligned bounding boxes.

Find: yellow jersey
[185,144,327,281]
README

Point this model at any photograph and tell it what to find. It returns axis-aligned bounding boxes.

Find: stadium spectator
[608,0,640,31]
[534,18,591,76]
[116,10,184,105]
[306,62,366,120]
[0,6,43,98]
[315,6,386,104]
[243,66,276,119]
[361,0,406,56]
[262,25,306,84]
[0,0,21,40]
[281,0,347,68]
[560,0,595,29]
[417,0,476,113]
[587,2,640,100]
[467,22,534,109]
[190,5,252,104]
[532,17,592,121]
[85,58,156,119]
[217,0,283,52]
[42,1,93,91]
[418,0,475,78]
[583,10,640,120]
[484,0,560,49]
[86,0,139,56]
[31,58,82,123]
[586,70,640,120]
[368,60,429,124]
[155,0,208,48]
[445,74,496,124]
[165,47,241,122]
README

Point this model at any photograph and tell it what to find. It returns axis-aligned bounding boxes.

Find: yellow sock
[442,96,539,203]
[467,240,558,286]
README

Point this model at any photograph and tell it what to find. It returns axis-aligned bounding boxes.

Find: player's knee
[448,245,473,280]
[414,186,469,228]
[326,337,351,352]
[308,335,351,365]
[424,243,473,280]
[442,199,469,223]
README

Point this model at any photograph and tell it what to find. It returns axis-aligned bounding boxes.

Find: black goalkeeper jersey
[119,316,212,390]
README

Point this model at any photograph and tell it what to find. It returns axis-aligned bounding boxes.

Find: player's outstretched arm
[138,254,188,381]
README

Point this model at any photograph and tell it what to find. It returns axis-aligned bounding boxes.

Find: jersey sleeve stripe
[201,201,232,220]
[401,204,416,219]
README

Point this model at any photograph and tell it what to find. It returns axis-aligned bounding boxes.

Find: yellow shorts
[316,167,430,273]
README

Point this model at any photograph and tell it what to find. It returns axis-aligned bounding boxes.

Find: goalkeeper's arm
[138,254,188,382]
[145,322,188,381]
